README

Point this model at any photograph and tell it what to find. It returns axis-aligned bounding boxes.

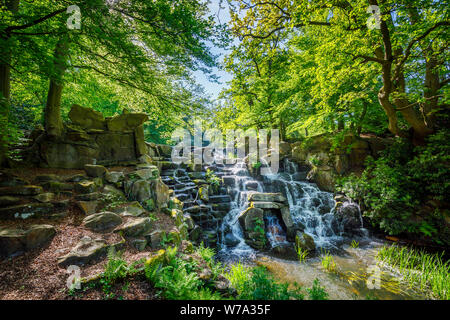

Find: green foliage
[306,279,329,300]
[321,253,337,273]
[337,131,450,244]
[350,240,359,249]
[252,217,267,247]
[144,246,224,300]
[377,245,449,300]
[99,248,143,299]
[227,265,304,300]
[296,247,309,263]
[252,161,262,170]
[205,169,221,192]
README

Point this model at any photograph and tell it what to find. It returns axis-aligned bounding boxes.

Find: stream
[213,156,428,300]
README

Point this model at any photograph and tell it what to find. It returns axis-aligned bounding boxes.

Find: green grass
[350,240,359,248]
[297,247,309,263]
[376,245,449,300]
[321,252,337,273]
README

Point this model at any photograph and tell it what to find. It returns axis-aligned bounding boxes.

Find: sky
[192,1,234,100]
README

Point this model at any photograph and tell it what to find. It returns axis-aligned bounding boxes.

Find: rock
[105,171,125,184]
[0,224,56,257]
[0,173,27,187]
[68,104,106,130]
[224,233,240,247]
[198,268,213,281]
[113,202,146,217]
[39,140,98,169]
[295,231,315,252]
[34,192,55,203]
[58,236,108,267]
[248,192,287,203]
[189,225,202,242]
[83,212,122,231]
[251,201,282,209]
[183,214,195,230]
[74,180,98,194]
[152,178,170,208]
[180,240,194,253]
[76,201,99,215]
[34,174,61,183]
[279,141,291,157]
[41,181,73,193]
[130,180,152,202]
[156,144,172,157]
[102,184,127,202]
[134,125,147,157]
[238,207,264,231]
[131,239,147,251]
[0,185,43,196]
[0,203,53,220]
[129,168,159,181]
[334,202,362,233]
[65,174,88,183]
[146,230,164,248]
[137,154,152,164]
[222,176,235,187]
[115,217,152,237]
[75,192,100,201]
[84,164,108,178]
[106,113,148,131]
[0,196,21,206]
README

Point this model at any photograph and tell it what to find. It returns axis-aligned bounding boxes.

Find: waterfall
[263,158,344,250]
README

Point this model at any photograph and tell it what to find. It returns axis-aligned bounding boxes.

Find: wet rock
[295,231,315,252]
[83,212,122,231]
[58,236,108,267]
[75,192,100,201]
[222,176,235,187]
[334,202,362,233]
[252,201,283,209]
[189,225,202,242]
[0,224,56,257]
[115,217,152,237]
[84,164,108,178]
[238,207,264,231]
[224,233,240,247]
[0,185,43,196]
[248,192,287,203]
[209,195,231,203]
[102,184,126,202]
[0,203,53,220]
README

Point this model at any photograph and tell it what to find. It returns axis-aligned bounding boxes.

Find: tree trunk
[45,36,68,138]
[0,0,20,165]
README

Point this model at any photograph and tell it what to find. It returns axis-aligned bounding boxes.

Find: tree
[225,0,449,144]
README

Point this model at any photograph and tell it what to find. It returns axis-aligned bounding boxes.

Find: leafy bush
[337,131,450,244]
[306,279,329,300]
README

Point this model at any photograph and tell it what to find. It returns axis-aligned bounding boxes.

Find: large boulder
[0,224,56,257]
[295,231,316,252]
[238,207,264,231]
[83,212,123,231]
[334,202,362,233]
[115,217,152,237]
[84,164,108,178]
[57,236,108,267]
[0,203,53,220]
[106,113,148,132]
[39,140,98,169]
[248,192,287,203]
[68,104,106,130]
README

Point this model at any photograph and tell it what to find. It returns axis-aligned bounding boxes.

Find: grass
[376,245,449,300]
[297,247,309,263]
[350,240,359,248]
[320,252,337,273]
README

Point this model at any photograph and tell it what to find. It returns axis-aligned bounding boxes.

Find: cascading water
[219,158,262,258]
[263,158,344,250]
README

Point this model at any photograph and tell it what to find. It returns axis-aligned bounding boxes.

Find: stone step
[209,195,231,203]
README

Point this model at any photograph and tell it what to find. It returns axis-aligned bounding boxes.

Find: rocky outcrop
[0,224,56,257]
[58,236,108,267]
[289,133,391,191]
[82,212,123,231]
[33,105,152,169]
